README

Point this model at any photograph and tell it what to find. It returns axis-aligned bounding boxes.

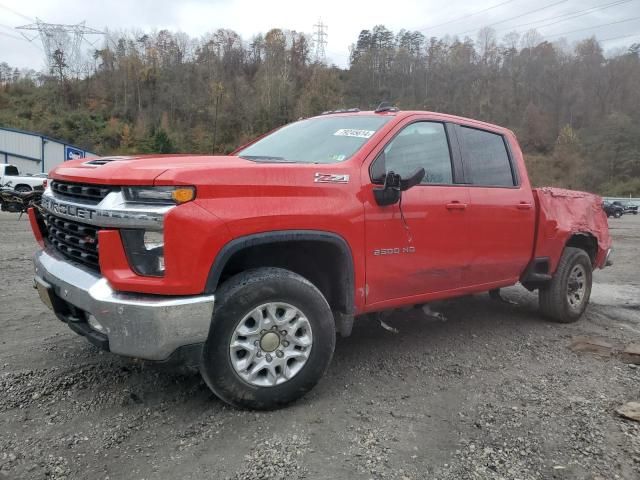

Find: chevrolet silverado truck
[28,109,612,409]
[0,164,46,191]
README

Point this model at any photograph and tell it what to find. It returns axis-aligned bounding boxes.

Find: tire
[15,185,31,192]
[614,211,622,218]
[539,247,592,323]
[200,267,335,410]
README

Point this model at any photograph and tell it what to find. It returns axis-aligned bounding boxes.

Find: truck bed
[532,187,612,273]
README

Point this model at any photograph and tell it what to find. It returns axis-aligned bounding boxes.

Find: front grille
[51,181,113,203]
[44,213,100,270]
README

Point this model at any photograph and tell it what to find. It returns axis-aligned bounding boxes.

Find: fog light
[87,315,106,333]
[143,230,164,250]
[120,229,165,277]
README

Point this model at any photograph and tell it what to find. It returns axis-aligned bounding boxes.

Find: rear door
[454,125,535,285]
[363,119,471,306]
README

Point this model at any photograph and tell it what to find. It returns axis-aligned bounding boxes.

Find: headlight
[122,186,195,205]
[120,230,165,277]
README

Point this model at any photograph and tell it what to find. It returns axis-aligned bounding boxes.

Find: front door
[363,120,471,307]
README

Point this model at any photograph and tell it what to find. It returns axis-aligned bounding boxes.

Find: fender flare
[204,230,355,314]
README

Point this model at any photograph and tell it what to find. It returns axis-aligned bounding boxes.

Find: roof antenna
[375,101,399,113]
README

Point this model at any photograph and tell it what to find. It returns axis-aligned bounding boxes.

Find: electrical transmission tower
[16,19,104,76]
[313,20,328,63]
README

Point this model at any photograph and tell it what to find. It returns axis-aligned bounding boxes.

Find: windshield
[238,115,392,163]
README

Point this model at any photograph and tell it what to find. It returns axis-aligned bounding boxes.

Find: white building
[0,126,96,175]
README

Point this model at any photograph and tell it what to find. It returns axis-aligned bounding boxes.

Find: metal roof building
[0,126,96,175]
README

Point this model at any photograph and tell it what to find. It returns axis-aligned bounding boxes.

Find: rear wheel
[614,211,622,218]
[539,247,592,323]
[15,185,31,193]
[200,267,335,410]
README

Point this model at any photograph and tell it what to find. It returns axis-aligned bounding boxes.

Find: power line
[495,0,634,33]
[599,32,640,42]
[534,0,634,30]
[418,0,519,32]
[0,2,34,22]
[0,23,19,31]
[456,0,568,36]
[0,30,25,41]
[546,15,640,38]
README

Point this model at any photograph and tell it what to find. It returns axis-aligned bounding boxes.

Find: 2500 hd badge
[373,246,416,256]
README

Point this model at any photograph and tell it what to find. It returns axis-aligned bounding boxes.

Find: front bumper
[34,248,215,361]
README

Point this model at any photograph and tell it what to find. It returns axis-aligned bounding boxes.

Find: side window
[372,122,453,185]
[458,127,515,187]
[5,166,19,176]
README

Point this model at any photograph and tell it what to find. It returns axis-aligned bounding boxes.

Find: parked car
[612,201,638,215]
[29,109,612,409]
[603,201,625,218]
[0,164,46,192]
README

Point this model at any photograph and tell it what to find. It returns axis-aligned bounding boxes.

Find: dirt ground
[1,211,639,480]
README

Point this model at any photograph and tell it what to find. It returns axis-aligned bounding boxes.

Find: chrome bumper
[34,249,215,361]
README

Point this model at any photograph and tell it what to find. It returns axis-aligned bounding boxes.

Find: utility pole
[211,82,225,154]
[313,19,328,63]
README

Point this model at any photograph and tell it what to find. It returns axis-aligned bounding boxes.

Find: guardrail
[603,197,640,204]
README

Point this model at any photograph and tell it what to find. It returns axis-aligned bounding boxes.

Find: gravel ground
[0,211,639,480]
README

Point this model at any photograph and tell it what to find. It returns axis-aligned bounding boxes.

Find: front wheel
[539,247,593,323]
[614,211,622,218]
[14,185,31,193]
[200,267,335,410]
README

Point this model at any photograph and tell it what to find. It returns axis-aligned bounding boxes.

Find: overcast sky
[1,0,638,70]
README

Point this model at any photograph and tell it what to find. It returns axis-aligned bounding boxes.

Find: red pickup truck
[29,109,612,409]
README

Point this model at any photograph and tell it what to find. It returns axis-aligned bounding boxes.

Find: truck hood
[49,155,255,185]
[49,154,352,193]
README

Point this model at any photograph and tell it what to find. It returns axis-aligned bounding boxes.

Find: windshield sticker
[329,154,346,162]
[334,129,375,138]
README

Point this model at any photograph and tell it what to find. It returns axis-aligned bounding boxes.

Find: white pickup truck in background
[0,164,47,191]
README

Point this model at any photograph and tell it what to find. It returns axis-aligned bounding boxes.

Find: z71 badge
[314,173,350,184]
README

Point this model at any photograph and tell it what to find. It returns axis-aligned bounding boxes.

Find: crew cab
[28,110,612,409]
[0,164,46,191]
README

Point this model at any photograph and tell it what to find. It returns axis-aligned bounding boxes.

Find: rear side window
[458,127,515,187]
[5,166,19,176]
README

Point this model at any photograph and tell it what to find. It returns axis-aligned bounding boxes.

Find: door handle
[517,202,533,210]
[446,201,468,210]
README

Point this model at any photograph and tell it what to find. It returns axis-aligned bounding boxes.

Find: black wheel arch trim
[204,230,356,314]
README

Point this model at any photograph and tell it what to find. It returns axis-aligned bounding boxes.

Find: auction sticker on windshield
[334,129,375,138]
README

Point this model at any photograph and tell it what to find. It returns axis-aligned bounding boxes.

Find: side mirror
[373,168,425,206]
[400,168,425,191]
